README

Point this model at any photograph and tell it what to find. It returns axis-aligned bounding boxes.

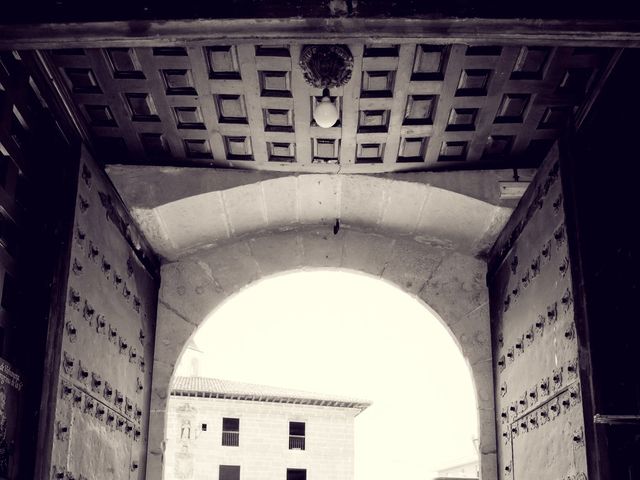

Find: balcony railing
[222,431,239,446]
[289,435,305,450]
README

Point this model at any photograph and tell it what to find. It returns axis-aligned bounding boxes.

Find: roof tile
[170,376,371,411]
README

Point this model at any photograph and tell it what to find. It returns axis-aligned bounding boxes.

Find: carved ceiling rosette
[299,45,354,88]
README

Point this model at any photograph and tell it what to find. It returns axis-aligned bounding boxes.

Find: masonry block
[420,252,487,322]
[379,180,431,235]
[480,451,498,480]
[248,231,303,277]
[156,191,230,253]
[417,187,498,253]
[380,237,445,295]
[472,206,513,256]
[262,176,299,228]
[160,261,227,324]
[340,176,386,230]
[477,407,498,455]
[197,241,261,293]
[222,184,268,237]
[130,207,175,260]
[340,229,395,277]
[146,410,167,458]
[299,228,346,268]
[154,304,197,369]
[297,175,339,225]
[448,302,492,366]
[471,358,495,407]
[149,359,174,410]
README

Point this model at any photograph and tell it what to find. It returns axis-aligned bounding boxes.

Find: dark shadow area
[2,0,640,24]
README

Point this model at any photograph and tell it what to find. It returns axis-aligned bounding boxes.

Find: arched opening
[166,269,479,479]
[147,228,497,480]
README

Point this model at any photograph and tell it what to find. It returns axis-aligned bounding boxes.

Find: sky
[175,269,478,479]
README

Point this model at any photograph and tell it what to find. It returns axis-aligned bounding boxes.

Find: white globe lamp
[314,89,339,128]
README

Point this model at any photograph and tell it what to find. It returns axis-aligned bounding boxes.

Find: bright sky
[175,269,478,479]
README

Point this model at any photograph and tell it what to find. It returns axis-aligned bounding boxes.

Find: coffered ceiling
[44,42,615,173]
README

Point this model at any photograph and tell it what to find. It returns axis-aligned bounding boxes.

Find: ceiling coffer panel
[47,44,614,173]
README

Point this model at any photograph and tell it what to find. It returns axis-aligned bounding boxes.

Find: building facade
[434,458,480,479]
[165,377,370,480]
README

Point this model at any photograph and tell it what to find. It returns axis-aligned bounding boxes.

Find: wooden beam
[3,18,640,50]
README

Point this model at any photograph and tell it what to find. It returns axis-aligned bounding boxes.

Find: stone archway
[146,228,497,480]
[133,175,508,480]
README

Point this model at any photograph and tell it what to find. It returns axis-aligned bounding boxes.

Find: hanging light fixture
[314,88,339,128]
[299,45,353,128]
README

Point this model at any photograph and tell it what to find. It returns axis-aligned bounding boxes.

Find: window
[219,465,240,480]
[222,417,239,446]
[289,421,305,450]
[287,469,306,480]
[201,423,207,431]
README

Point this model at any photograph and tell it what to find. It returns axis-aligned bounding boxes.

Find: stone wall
[126,175,510,262]
[113,173,520,480]
[164,396,358,480]
[147,227,497,480]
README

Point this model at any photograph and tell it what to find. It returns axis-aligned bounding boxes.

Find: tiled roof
[170,376,371,412]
